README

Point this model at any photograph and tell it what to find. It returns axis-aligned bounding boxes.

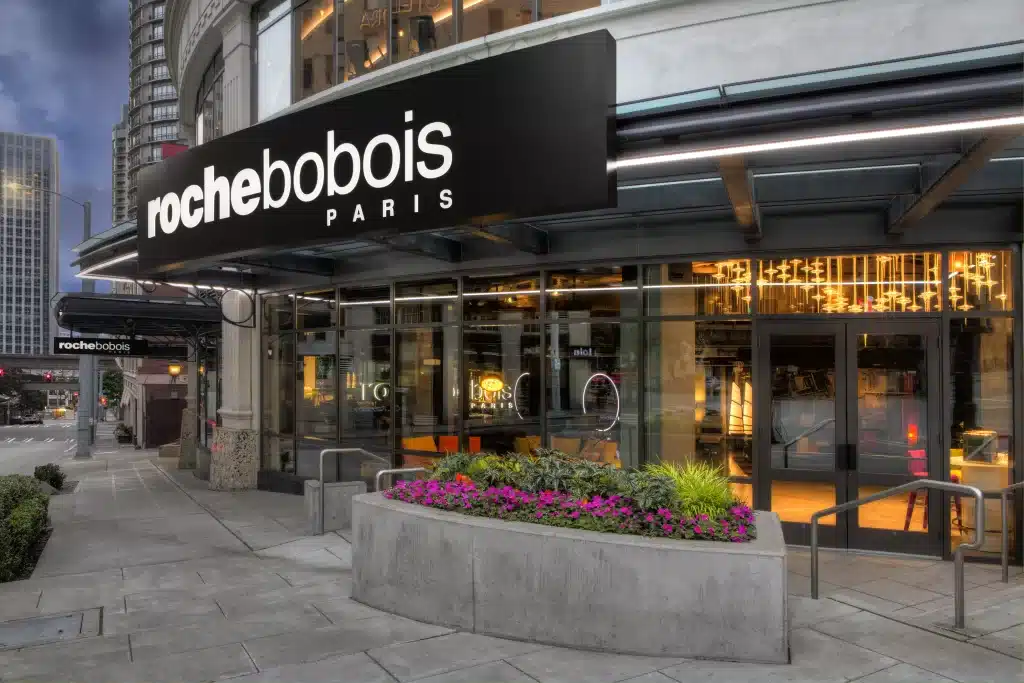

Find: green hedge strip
[0,475,50,582]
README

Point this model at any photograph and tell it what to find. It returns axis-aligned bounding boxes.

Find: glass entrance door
[757,320,942,554]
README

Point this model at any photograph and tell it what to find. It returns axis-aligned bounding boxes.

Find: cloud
[0,0,66,123]
[0,81,17,129]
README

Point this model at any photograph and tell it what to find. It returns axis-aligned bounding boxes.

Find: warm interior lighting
[167,364,182,378]
[612,116,1024,171]
[300,2,334,41]
[480,376,504,392]
[907,423,918,446]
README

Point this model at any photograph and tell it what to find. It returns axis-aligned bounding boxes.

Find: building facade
[112,104,131,225]
[0,132,60,355]
[73,0,1023,564]
[128,0,184,220]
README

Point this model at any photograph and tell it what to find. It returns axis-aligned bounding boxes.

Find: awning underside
[56,293,223,340]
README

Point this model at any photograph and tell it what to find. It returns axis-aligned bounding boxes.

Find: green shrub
[33,463,66,491]
[0,476,49,582]
[646,460,734,518]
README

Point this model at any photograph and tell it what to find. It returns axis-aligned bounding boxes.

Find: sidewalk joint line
[504,659,544,683]
[310,601,333,625]
[240,642,260,673]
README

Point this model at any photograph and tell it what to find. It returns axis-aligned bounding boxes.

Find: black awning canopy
[56,293,223,339]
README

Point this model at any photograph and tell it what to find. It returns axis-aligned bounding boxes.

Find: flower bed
[383,452,756,542]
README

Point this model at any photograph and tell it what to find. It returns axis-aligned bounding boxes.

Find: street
[0,417,79,477]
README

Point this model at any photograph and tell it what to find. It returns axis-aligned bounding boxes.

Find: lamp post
[3,182,93,458]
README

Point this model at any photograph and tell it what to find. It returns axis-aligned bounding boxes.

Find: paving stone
[787,572,841,598]
[813,611,1024,683]
[970,624,1024,660]
[121,562,207,592]
[618,674,679,683]
[0,589,42,621]
[506,645,685,683]
[850,663,959,683]
[227,651,396,683]
[850,579,946,607]
[789,596,862,628]
[215,578,353,618]
[0,634,131,680]
[828,589,906,614]
[660,628,897,683]
[243,614,453,670]
[412,660,541,683]
[311,596,385,623]
[370,632,549,682]
[66,642,257,683]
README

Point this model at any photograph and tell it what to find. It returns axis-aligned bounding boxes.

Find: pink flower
[645,514,655,522]
[661,524,674,533]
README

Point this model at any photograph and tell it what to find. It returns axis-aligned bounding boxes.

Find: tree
[20,391,46,412]
[102,370,124,405]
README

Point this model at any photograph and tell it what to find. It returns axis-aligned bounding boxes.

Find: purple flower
[662,524,674,534]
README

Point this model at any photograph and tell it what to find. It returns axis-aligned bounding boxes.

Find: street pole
[75,201,93,459]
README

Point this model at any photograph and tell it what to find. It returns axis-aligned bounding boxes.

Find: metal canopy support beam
[470,223,549,254]
[718,156,762,242]
[887,129,1022,234]
[229,254,336,277]
[386,233,462,262]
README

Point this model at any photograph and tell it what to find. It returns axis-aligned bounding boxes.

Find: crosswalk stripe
[44,437,54,442]
[4,438,13,443]
[24,437,32,443]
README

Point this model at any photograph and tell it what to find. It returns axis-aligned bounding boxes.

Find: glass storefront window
[462,0,532,42]
[339,0,389,82]
[396,326,460,452]
[463,272,539,321]
[396,278,458,324]
[194,50,223,146]
[263,294,294,333]
[948,250,1014,312]
[645,261,752,316]
[950,317,1014,553]
[392,0,455,66]
[645,321,752,477]
[257,2,293,120]
[262,333,295,472]
[547,322,639,468]
[340,328,392,479]
[465,324,541,454]
[295,331,338,477]
[340,284,391,326]
[296,288,337,329]
[296,0,336,100]
[757,252,942,314]
[547,266,638,319]
[538,0,599,21]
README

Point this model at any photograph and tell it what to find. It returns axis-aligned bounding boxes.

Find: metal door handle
[847,444,858,471]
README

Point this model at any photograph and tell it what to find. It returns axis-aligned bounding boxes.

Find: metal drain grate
[0,607,101,650]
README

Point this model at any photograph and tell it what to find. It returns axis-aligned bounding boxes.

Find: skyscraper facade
[112,104,130,224]
[0,133,60,355]
[128,0,182,220]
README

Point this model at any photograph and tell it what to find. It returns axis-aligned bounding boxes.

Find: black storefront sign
[54,338,151,357]
[136,31,617,274]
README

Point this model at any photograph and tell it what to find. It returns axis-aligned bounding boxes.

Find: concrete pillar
[178,343,199,469]
[219,7,254,136]
[212,291,258,490]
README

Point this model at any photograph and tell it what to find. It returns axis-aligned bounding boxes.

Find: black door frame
[755,317,944,556]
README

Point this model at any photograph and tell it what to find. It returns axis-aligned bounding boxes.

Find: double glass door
[758,320,942,554]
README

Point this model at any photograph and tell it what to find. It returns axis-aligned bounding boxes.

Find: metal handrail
[375,467,428,492]
[1001,481,1024,582]
[811,479,984,629]
[782,418,835,469]
[315,448,385,535]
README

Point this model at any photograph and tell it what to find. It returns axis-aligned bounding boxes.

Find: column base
[210,425,258,491]
[178,407,198,469]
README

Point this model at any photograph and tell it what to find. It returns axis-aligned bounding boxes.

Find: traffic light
[0,367,5,377]
[100,397,107,407]
[44,372,53,382]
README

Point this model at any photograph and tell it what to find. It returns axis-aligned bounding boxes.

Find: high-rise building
[0,132,60,355]
[112,104,130,224]
[127,0,182,220]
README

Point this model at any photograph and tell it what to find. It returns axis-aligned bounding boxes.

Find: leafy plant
[114,423,132,439]
[0,474,50,582]
[646,460,734,518]
[33,463,66,491]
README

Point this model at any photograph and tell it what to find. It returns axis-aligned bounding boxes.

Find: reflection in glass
[296,0,336,100]
[464,325,541,455]
[340,285,390,326]
[263,294,294,334]
[340,0,389,81]
[257,6,292,120]
[538,0,599,19]
[858,485,927,532]
[645,321,752,476]
[462,0,532,41]
[397,327,459,451]
[463,272,539,321]
[296,288,337,329]
[547,266,638,318]
[262,333,295,472]
[295,332,338,477]
[758,253,942,314]
[339,328,392,484]
[547,322,638,468]
[731,481,753,508]
[857,334,928,477]
[950,317,1014,552]
[396,279,458,324]
[769,334,836,470]
[392,0,454,66]
[645,261,752,316]
[771,481,836,525]
[948,250,1014,312]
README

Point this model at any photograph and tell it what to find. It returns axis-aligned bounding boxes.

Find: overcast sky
[0,0,128,293]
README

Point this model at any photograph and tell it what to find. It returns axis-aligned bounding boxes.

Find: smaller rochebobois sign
[136,31,616,274]
[53,338,150,357]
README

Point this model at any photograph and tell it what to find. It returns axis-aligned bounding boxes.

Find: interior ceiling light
[610,115,1024,171]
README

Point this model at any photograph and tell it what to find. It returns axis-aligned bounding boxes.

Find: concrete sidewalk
[0,452,1021,683]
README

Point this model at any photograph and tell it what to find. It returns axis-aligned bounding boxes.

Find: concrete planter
[352,494,788,663]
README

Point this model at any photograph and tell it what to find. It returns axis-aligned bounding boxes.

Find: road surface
[0,418,80,477]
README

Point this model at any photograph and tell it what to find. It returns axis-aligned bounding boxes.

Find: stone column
[212,291,258,490]
[178,346,199,469]
[219,7,254,136]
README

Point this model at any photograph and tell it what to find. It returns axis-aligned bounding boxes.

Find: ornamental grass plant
[385,450,756,542]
